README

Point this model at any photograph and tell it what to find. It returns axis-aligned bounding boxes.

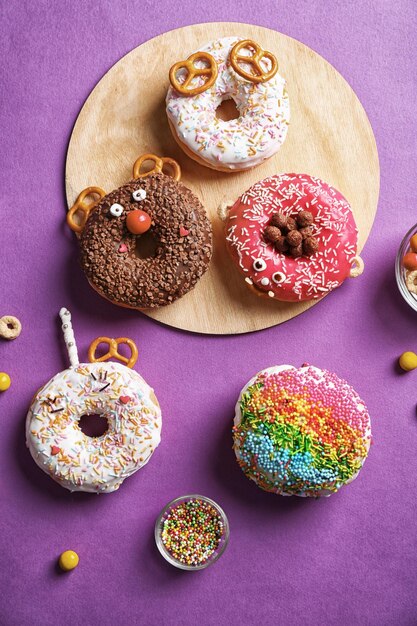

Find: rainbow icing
[233,365,371,497]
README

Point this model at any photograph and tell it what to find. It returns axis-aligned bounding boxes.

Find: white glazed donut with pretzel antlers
[25,309,162,493]
[166,37,290,172]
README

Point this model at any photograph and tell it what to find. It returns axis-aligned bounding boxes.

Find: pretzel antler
[230,40,278,84]
[169,51,218,96]
[88,337,138,369]
[132,153,181,181]
[67,187,106,233]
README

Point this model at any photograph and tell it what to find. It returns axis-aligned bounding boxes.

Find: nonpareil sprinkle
[161,499,224,566]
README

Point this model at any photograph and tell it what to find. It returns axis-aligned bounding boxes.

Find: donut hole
[134,231,158,259]
[78,414,109,438]
[215,97,240,122]
[7,323,15,330]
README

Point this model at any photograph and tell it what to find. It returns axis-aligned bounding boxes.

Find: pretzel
[67,187,106,233]
[229,40,278,83]
[169,51,218,96]
[0,315,22,340]
[88,337,138,369]
[132,153,181,181]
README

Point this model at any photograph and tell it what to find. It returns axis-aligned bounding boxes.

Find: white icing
[26,361,161,493]
[110,203,124,217]
[166,37,290,170]
[132,189,147,202]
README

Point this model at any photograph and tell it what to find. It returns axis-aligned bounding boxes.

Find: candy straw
[59,308,79,367]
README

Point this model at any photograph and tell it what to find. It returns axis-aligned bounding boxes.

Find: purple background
[1,1,417,624]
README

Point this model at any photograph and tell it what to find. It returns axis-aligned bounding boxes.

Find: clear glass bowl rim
[395,223,417,312]
[154,494,230,571]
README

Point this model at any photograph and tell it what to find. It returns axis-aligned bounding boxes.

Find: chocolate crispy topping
[79,173,212,308]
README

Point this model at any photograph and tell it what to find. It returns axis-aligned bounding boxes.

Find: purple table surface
[1,1,417,625]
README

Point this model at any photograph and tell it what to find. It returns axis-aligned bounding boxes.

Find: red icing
[119,396,131,404]
[179,226,189,237]
[225,174,358,302]
[51,446,60,456]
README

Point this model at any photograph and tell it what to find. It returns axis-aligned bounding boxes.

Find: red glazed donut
[224,173,363,302]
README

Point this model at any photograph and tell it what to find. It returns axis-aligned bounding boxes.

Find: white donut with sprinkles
[25,309,161,493]
[224,173,364,302]
[166,37,290,172]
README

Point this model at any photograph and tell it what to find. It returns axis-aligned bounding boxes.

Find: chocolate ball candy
[290,244,303,258]
[286,217,297,231]
[303,236,319,256]
[299,226,313,239]
[297,210,314,228]
[270,212,287,230]
[264,225,281,243]
[274,236,289,253]
[286,230,302,247]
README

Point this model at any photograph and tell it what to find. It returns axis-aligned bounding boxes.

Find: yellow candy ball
[399,351,417,372]
[59,550,79,571]
[0,372,11,391]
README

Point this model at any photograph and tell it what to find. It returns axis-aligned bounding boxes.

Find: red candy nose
[126,209,151,235]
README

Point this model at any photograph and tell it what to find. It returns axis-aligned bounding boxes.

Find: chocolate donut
[68,158,212,309]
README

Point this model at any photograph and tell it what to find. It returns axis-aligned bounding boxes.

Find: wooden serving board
[66,22,379,334]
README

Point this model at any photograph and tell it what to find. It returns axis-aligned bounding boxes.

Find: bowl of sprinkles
[395,223,417,312]
[155,495,229,570]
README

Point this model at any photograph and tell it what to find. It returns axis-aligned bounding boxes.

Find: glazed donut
[233,365,372,497]
[67,154,212,309]
[26,309,161,493]
[224,173,364,302]
[166,37,290,172]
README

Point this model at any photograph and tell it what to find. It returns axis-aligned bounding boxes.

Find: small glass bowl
[395,223,417,312]
[155,494,229,571]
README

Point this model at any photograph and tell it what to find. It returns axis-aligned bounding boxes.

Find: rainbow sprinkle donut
[233,365,371,497]
[26,309,161,493]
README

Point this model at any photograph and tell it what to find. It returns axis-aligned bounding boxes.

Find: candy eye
[132,188,147,202]
[253,258,267,272]
[110,203,124,217]
[272,271,286,284]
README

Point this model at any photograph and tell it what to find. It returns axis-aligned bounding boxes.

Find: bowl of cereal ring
[155,495,229,570]
[396,224,417,312]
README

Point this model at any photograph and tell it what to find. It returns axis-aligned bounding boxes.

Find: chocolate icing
[79,173,212,308]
